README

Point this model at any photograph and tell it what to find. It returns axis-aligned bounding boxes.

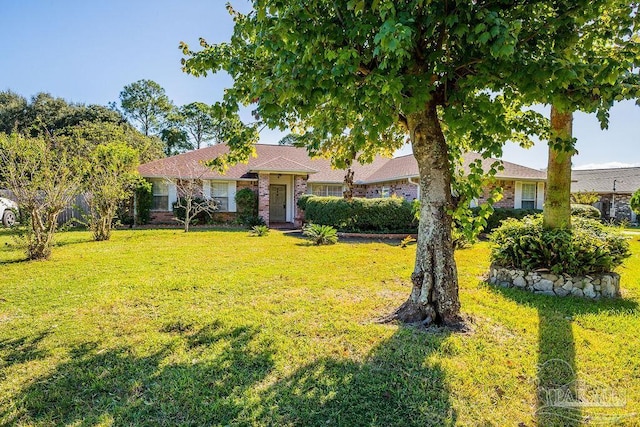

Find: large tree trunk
[390,104,461,327]
[544,106,574,229]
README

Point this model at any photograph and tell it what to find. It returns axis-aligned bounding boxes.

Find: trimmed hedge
[490,215,630,276]
[300,196,417,233]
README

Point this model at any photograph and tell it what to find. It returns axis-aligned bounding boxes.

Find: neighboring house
[571,167,640,223]
[138,144,547,226]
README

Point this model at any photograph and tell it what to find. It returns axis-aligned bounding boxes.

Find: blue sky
[1,1,638,169]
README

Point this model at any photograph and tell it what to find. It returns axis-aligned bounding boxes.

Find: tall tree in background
[180,2,568,326]
[0,90,165,163]
[0,91,28,133]
[119,79,173,136]
[178,102,222,149]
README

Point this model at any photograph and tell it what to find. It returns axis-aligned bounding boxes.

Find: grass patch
[0,228,639,425]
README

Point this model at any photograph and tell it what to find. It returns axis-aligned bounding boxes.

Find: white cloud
[573,162,640,170]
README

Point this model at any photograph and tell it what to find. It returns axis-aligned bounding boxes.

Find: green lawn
[0,228,639,426]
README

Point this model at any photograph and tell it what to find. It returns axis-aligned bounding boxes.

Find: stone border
[488,265,620,299]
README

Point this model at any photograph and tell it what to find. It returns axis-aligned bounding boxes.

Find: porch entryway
[269,184,287,222]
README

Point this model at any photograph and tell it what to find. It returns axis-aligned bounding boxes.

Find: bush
[296,194,314,211]
[630,188,640,214]
[471,207,542,232]
[303,223,338,245]
[135,181,153,225]
[301,196,416,233]
[571,203,601,219]
[250,225,270,236]
[490,215,630,276]
[235,188,262,227]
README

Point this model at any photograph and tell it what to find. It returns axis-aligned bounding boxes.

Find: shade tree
[180,1,588,326]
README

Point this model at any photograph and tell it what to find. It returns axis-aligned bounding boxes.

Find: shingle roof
[138,144,546,184]
[571,168,640,194]
[364,152,546,183]
[250,157,319,174]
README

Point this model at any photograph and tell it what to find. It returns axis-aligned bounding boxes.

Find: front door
[269,185,286,222]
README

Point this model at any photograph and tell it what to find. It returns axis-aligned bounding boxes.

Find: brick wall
[477,180,516,208]
[599,193,633,221]
[294,175,307,226]
[361,179,419,201]
[237,181,258,192]
[258,173,270,224]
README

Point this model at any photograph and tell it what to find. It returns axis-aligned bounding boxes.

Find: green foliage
[135,180,153,225]
[296,194,314,211]
[490,215,630,276]
[0,133,85,259]
[631,188,640,215]
[177,102,222,150]
[235,188,261,227]
[303,223,338,245]
[160,125,192,156]
[119,80,173,137]
[472,207,543,232]
[570,203,601,220]
[301,196,416,233]
[571,191,600,206]
[83,142,140,241]
[249,225,270,237]
[180,2,552,171]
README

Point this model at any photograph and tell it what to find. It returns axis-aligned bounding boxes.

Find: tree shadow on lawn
[283,230,408,247]
[0,330,51,369]
[489,285,638,426]
[2,322,275,426]
[3,323,457,426]
[253,327,457,426]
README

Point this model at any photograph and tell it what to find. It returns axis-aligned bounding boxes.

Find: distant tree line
[116,79,224,156]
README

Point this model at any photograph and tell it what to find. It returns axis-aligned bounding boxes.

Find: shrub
[471,207,542,232]
[571,191,600,205]
[296,194,314,211]
[571,203,601,219]
[490,215,630,276]
[135,181,153,225]
[235,188,261,226]
[303,223,338,245]
[250,225,270,236]
[301,196,416,233]
[631,188,640,214]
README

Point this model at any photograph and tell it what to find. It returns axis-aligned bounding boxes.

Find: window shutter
[168,182,178,211]
[536,182,545,210]
[514,181,522,209]
[228,181,237,212]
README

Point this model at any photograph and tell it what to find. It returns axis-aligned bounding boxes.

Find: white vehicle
[0,197,18,227]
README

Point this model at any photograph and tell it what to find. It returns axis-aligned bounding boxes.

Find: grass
[0,228,639,426]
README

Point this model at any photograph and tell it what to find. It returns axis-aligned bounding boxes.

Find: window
[211,182,228,211]
[311,184,343,197]
[521,183,536,209]
[380,185,390,198]
[152,180,169,211]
